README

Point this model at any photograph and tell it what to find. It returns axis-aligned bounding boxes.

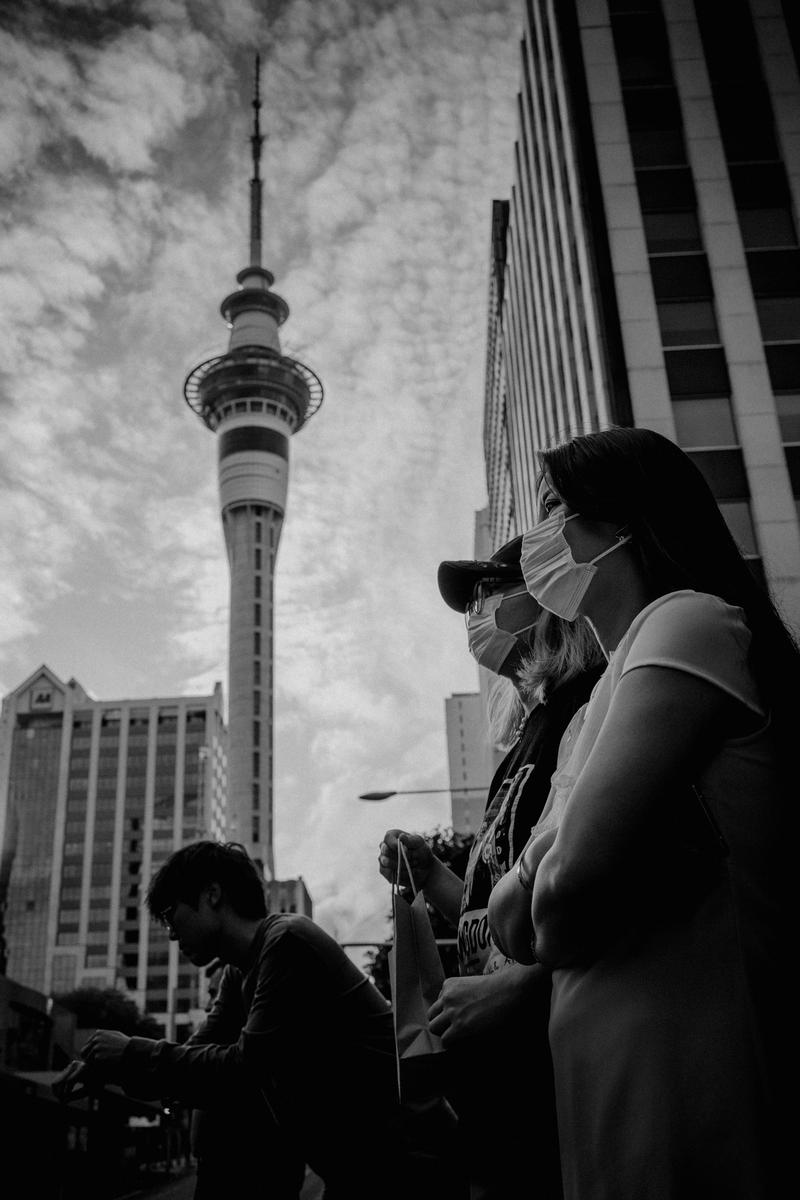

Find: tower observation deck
[183,56,323,877]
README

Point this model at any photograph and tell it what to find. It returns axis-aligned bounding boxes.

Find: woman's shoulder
[624,589,750,654]
[617,590,763,712]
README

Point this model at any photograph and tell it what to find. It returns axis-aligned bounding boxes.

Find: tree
[53,985,162,1038]
[364,825,474,1001]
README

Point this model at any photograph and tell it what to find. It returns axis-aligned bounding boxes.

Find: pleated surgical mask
[521,510,631,621]
[465,589,537,674]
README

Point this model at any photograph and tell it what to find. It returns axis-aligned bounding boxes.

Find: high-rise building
[0,665,227,1039]
[183,59,324,878]
[445,693,496,836]
[484,0,800,630]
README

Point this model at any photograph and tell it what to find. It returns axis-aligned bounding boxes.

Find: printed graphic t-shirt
[457,668,603,976]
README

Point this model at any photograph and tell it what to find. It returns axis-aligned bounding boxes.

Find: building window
[686,449,750,501]
[664,348,730,397]
[739,208,798,250]
[783,446,800,500]
[254,630,261,656]
[636,167,696,213]
[776,394,800,442]
[657,301,719,347]
[611,14,673,85]
[711,84,778,163]
[672,397,737,448]
[650,255,713,301]
[728,163,791,211]
[717,502,758,557]
[765,346,800,392]
[746,249,800,296]
[755,298,800,344]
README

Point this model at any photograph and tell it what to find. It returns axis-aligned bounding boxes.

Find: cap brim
[437,559,523,612]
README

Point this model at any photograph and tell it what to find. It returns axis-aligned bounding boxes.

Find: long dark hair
[539,426,800,759]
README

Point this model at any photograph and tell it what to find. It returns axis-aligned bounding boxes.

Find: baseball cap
[437,535,524,613]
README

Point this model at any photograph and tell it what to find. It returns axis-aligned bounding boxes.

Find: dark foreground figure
[54,841,465,1200]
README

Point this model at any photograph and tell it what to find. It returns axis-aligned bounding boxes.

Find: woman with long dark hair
[488,426,796,1200]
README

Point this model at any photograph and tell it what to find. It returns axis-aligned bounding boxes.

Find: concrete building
[0,665,227,1039]
[266,876,312,917]
[183,59,324,877]
[484,0,800,631]
[445,692,496,836]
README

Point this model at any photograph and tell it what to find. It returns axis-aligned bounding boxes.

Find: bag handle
[396,838,418,898]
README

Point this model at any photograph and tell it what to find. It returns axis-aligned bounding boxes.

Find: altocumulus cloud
[0,0,520,945]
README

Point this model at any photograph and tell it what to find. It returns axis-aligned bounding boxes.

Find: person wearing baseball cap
[379,533,604,1200]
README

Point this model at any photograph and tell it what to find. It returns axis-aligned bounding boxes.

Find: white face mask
[521,509,631,621]
[465,589,537,674]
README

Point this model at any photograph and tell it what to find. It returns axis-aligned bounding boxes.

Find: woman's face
[536,474,623,566]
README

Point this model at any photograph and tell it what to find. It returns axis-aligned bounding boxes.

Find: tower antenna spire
[249,51,264,267]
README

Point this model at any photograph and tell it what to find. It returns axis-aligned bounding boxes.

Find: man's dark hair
[146,841,267,920]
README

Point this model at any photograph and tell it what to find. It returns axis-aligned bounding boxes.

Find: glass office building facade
[0,666,227,1039]
[484,0,800,628]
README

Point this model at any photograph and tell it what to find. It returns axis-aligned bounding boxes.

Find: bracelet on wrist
[516,855,535,892]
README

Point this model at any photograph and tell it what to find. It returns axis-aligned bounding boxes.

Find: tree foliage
[364,825,474,1001]
[53,986,161,1038]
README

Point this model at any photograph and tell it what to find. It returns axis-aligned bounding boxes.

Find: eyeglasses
[467,580,527,616]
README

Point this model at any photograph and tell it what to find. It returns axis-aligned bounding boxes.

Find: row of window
[694,0,800,519]
[609,0,799,565]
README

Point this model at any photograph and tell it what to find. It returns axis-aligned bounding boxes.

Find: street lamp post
[358,787,489,801]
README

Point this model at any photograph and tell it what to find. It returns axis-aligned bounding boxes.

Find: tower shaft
[183,58,323,876]
[224,504,280,876]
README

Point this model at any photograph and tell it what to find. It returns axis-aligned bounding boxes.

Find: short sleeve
[619,591,765,717]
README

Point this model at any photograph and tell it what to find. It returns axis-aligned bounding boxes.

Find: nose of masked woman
[466,586,541,674]
[520,509,631,622]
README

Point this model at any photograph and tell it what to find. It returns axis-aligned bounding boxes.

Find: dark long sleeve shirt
[122,913,452,1194]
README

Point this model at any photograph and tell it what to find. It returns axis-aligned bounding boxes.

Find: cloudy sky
[0,0,521,952]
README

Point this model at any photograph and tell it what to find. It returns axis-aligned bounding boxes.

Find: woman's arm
[378,829,464,926]
[487,827,557,962]
[531,664,737,966]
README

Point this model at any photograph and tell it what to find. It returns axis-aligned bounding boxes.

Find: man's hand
[52,1058,93,1103]
[79,1029,131,1078]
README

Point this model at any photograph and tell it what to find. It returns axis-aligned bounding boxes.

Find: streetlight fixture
[357,786,489,801]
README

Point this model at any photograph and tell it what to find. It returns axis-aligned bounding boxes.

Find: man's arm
[74,928,298,1107]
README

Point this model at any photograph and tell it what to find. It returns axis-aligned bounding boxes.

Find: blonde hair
[486,672,527,750]
[516,610,604,708]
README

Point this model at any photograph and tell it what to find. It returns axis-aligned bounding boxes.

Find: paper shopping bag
[388,842,448,1103]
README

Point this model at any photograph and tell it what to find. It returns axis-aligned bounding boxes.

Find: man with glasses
[53,840,465,1199]
[379,534,604,1200]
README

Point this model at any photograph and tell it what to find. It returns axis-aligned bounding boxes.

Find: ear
[206,881,223,910]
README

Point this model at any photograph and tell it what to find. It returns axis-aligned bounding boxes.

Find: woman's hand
[487,828,557,962]
[427,963,547,1043]
[378,829,434,889]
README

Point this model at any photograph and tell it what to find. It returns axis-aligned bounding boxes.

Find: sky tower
[183,56,323,878]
